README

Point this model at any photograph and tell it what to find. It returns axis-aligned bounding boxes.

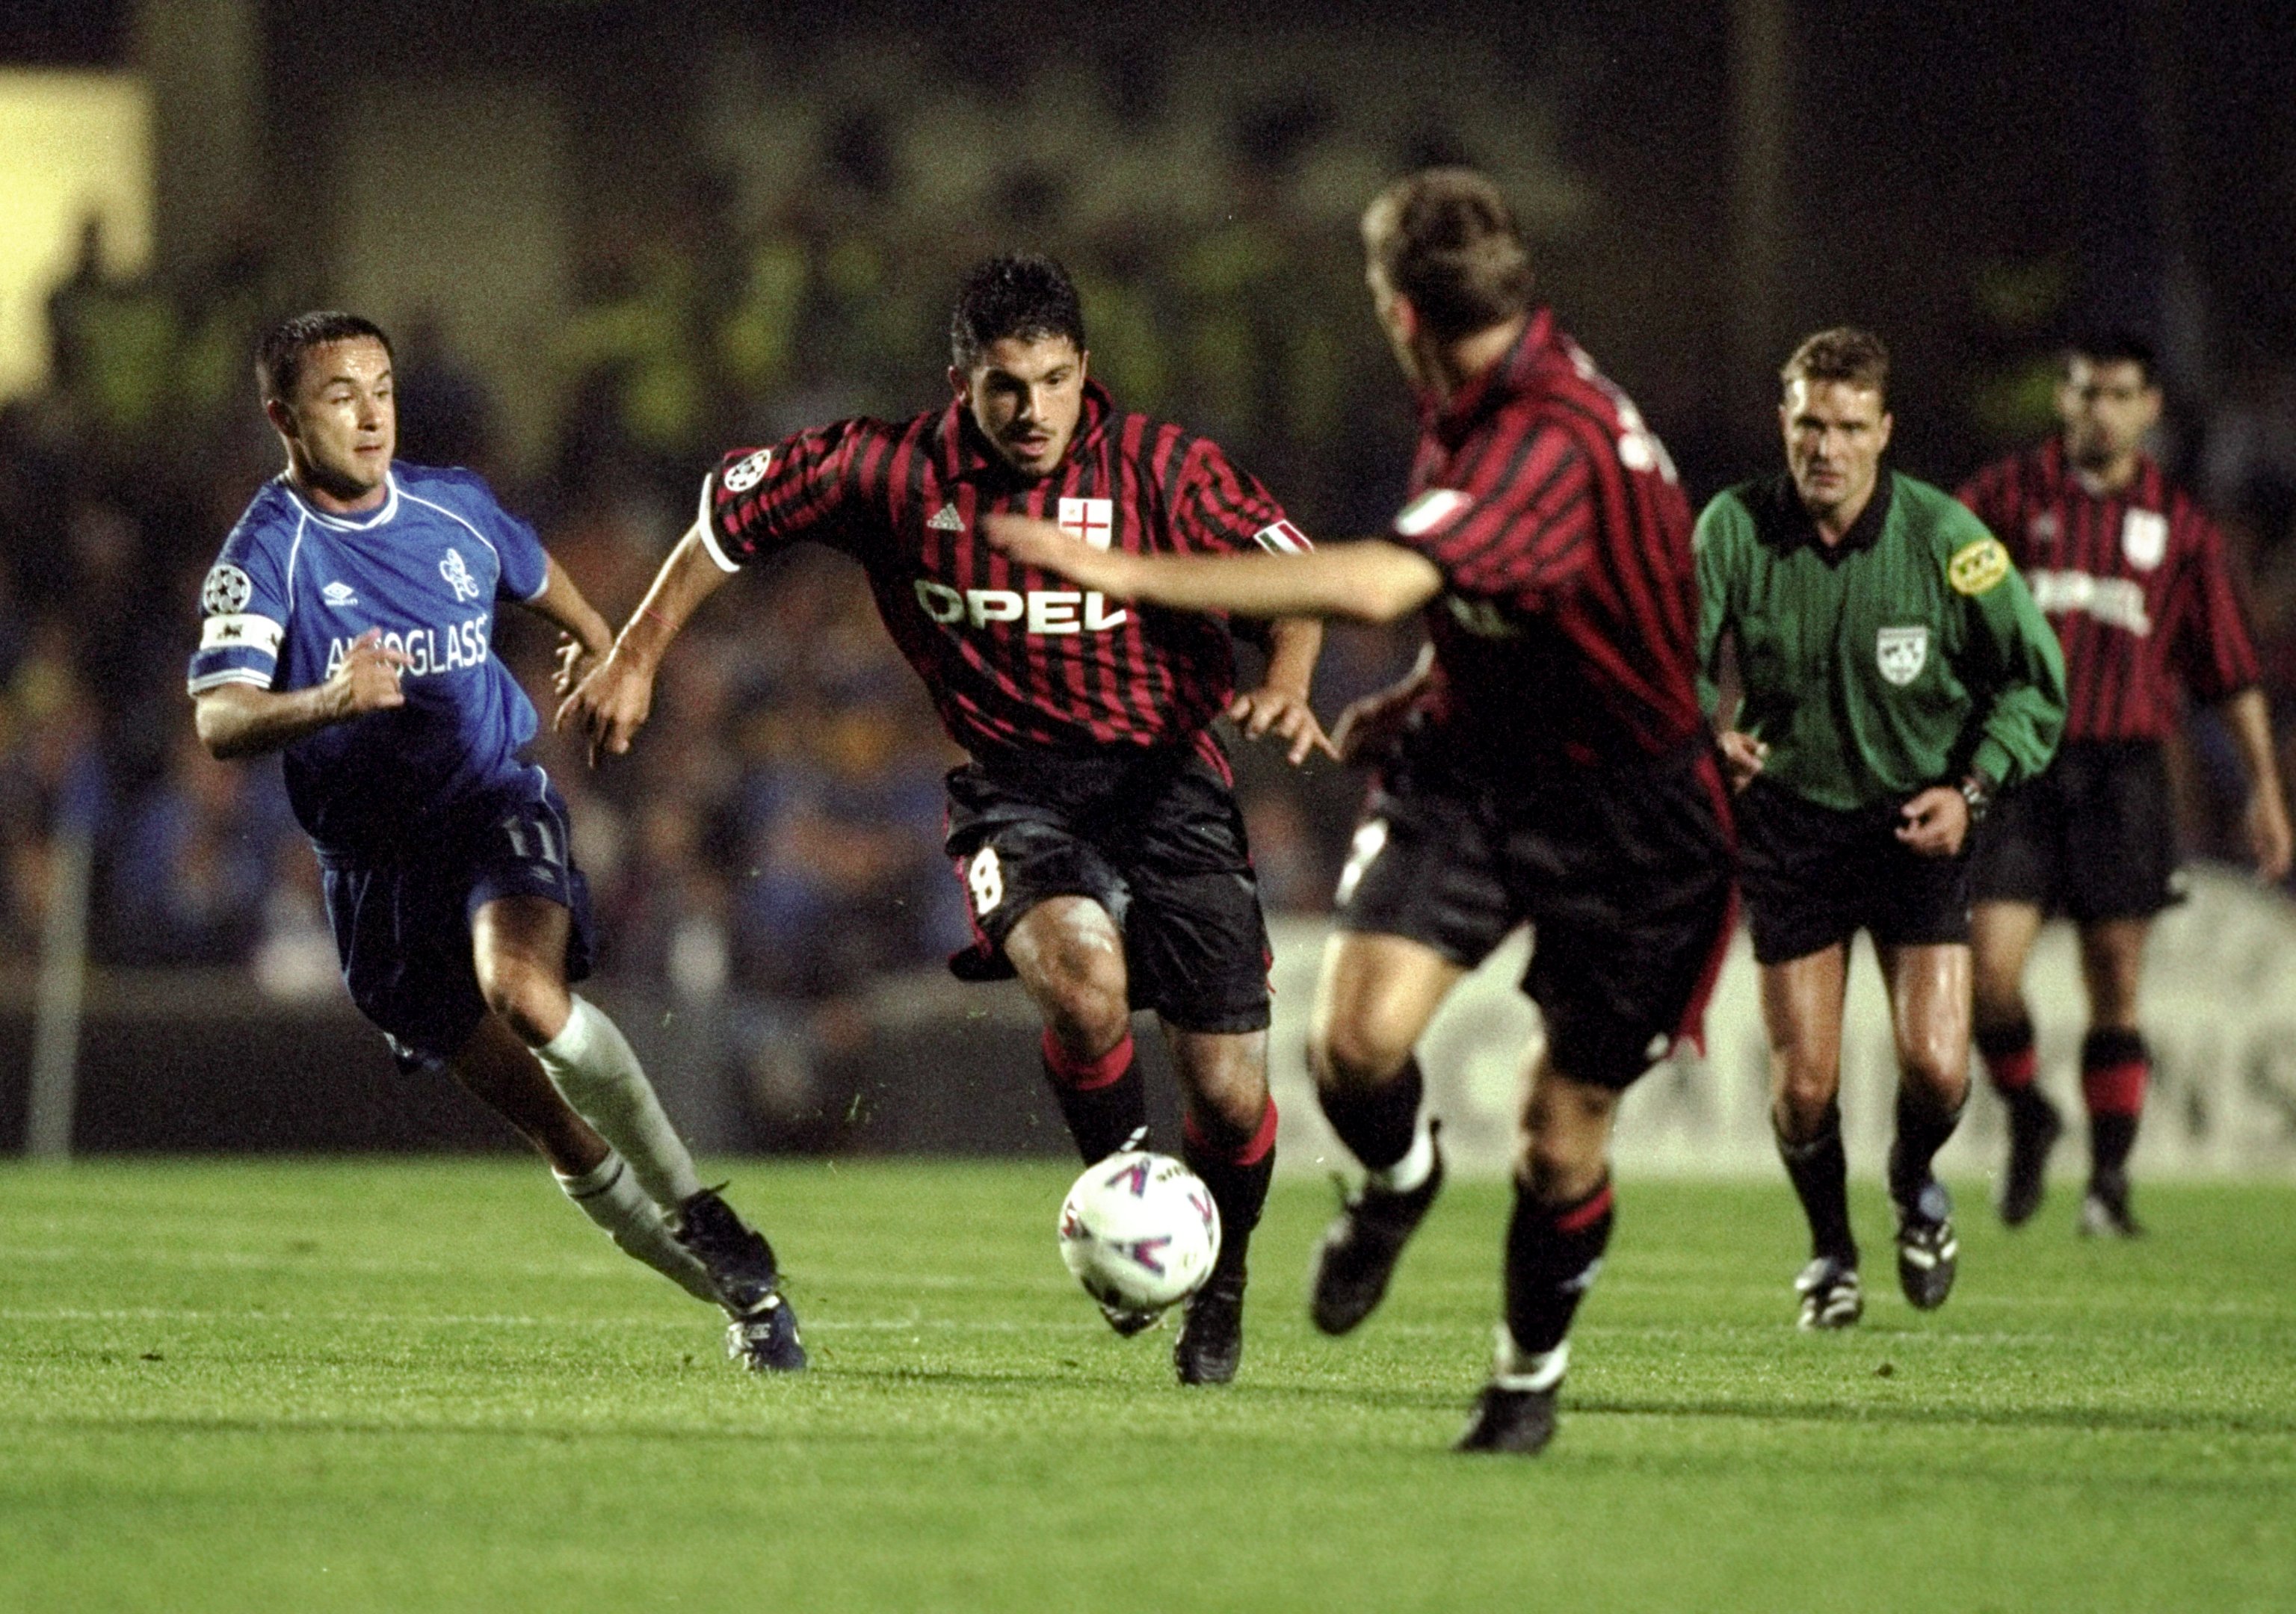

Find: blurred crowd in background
[9,36,2296,1107]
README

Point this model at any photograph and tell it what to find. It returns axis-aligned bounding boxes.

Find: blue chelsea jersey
[186,465,552,860]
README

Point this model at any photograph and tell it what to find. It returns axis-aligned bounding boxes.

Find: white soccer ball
[1058,1151,1222,1313]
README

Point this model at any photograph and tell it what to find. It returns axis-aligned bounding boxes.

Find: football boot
[1892,1178,1960,1311]
[1793,1255,1864,1331]
[1173,1264,1247,1385]
[671,1187,807,1372]
[1998,1090,2063,1228]
[1309,1126,1445,1336]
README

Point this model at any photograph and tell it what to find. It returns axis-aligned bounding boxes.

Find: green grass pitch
[3,1158,2292,1612]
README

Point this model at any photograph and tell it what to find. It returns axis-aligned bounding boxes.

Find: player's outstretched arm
[984,515,1445,625]
[1230,616,1338,764]
[555,523,732,763]
[519,554,617,698]
[193,628,410,760]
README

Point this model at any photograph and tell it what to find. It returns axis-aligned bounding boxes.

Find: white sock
[555,1151,716,1303]
[1368,1116,1436,1195]
[534,997,704,1208]
[1492,1326,1570,1393]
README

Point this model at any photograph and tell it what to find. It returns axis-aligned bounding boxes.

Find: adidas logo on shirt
[927,503,965,532]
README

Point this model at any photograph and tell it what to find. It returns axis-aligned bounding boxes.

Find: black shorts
[1735,777,1970,965]
[1968,739,2181,921]
[1336,739,1737,1089]
[942,742,1271,1034]
[321,777,595,1072]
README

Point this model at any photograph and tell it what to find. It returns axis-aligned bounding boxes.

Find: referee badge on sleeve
[1947,536,2010,596]
[1876,625,1929,687]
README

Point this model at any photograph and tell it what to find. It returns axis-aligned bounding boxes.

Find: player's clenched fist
[324,628,410,720]
[555,650,655,764]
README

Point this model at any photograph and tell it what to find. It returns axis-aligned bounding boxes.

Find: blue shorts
[320,777,595,1072]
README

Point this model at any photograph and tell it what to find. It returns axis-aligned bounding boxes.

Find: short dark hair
[256,311,394,404]
[1781,327,1891,406]
[1360,168,1534,342]
[2064,330,2158,388]
[949,255,1085,371]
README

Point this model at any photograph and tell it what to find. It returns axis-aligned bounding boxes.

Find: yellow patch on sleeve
[1948,537,2010,596]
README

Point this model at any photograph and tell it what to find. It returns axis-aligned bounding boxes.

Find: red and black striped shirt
[1386,309,1704,770]
[1957,437,2259,741]
[701,383,1309,761]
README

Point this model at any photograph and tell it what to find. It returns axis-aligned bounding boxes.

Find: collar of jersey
[1765,468,1895,560]
[939,380,1116,483]
[282,469,402,531]
[1427,306,1557,445]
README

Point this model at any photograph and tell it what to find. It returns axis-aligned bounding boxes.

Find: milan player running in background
[188,312,804,1372]
[561,256,1331,1385]
[1959,333,2292,1236]
[992,170,1735,1454]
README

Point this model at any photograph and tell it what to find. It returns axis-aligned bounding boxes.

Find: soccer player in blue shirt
[187,311,804,1371]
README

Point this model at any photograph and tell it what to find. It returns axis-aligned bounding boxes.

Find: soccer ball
[1058,1151,1222,1313]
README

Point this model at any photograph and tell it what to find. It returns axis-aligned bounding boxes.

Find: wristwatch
[1958,774,1994,823]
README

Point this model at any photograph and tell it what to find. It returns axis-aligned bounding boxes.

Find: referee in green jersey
[1697,328,2066,1331]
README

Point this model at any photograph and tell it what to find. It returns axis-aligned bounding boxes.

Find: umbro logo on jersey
[322,581,359,608]
[928,503,966,532]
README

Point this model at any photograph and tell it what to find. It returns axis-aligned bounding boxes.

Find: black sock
[1503,1175,1615,1358]
[1776,1104,1857,1265]
[1183,1100,1277,1276]
[1318,1057,1425,1172]
[1040,1028,1147,1163]
[2081,1028,2148,1178]
[1975,1016,2051,1118]
[1887,1083,1967,1205]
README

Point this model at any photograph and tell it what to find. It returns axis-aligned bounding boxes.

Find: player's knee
[1518,1129,1605,1202]
[1033,956,1130,1051]
[1771,1057,1840,1129]
[1307,1014,1413,1092]
[1899,1040,1969,1105]
[478,955,569,1048]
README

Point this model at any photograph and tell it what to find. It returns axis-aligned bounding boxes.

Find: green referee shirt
[1697,470,2067,812]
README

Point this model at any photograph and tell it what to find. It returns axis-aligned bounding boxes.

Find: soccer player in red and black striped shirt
[993,170,1735,1455]
[1957,333,2292,1235]
[561,255,1331,1385]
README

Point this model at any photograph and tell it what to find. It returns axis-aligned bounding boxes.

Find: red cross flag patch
[1058,497,1115,551]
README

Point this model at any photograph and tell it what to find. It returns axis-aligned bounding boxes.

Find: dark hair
[1780,327,1891,406]
[2064,330,2158,388]
[256,311,394,403]
[949,254,1086,371]
[1360,168,1534,342]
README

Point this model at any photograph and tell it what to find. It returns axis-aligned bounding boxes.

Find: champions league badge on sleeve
[202,563,253,616]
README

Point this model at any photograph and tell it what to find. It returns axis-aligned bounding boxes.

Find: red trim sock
[1505,1175,1616,1357]
[1183,1099,1278,1270]
[2081,1028,2148,1175]
[1041,1029,1147,1163]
